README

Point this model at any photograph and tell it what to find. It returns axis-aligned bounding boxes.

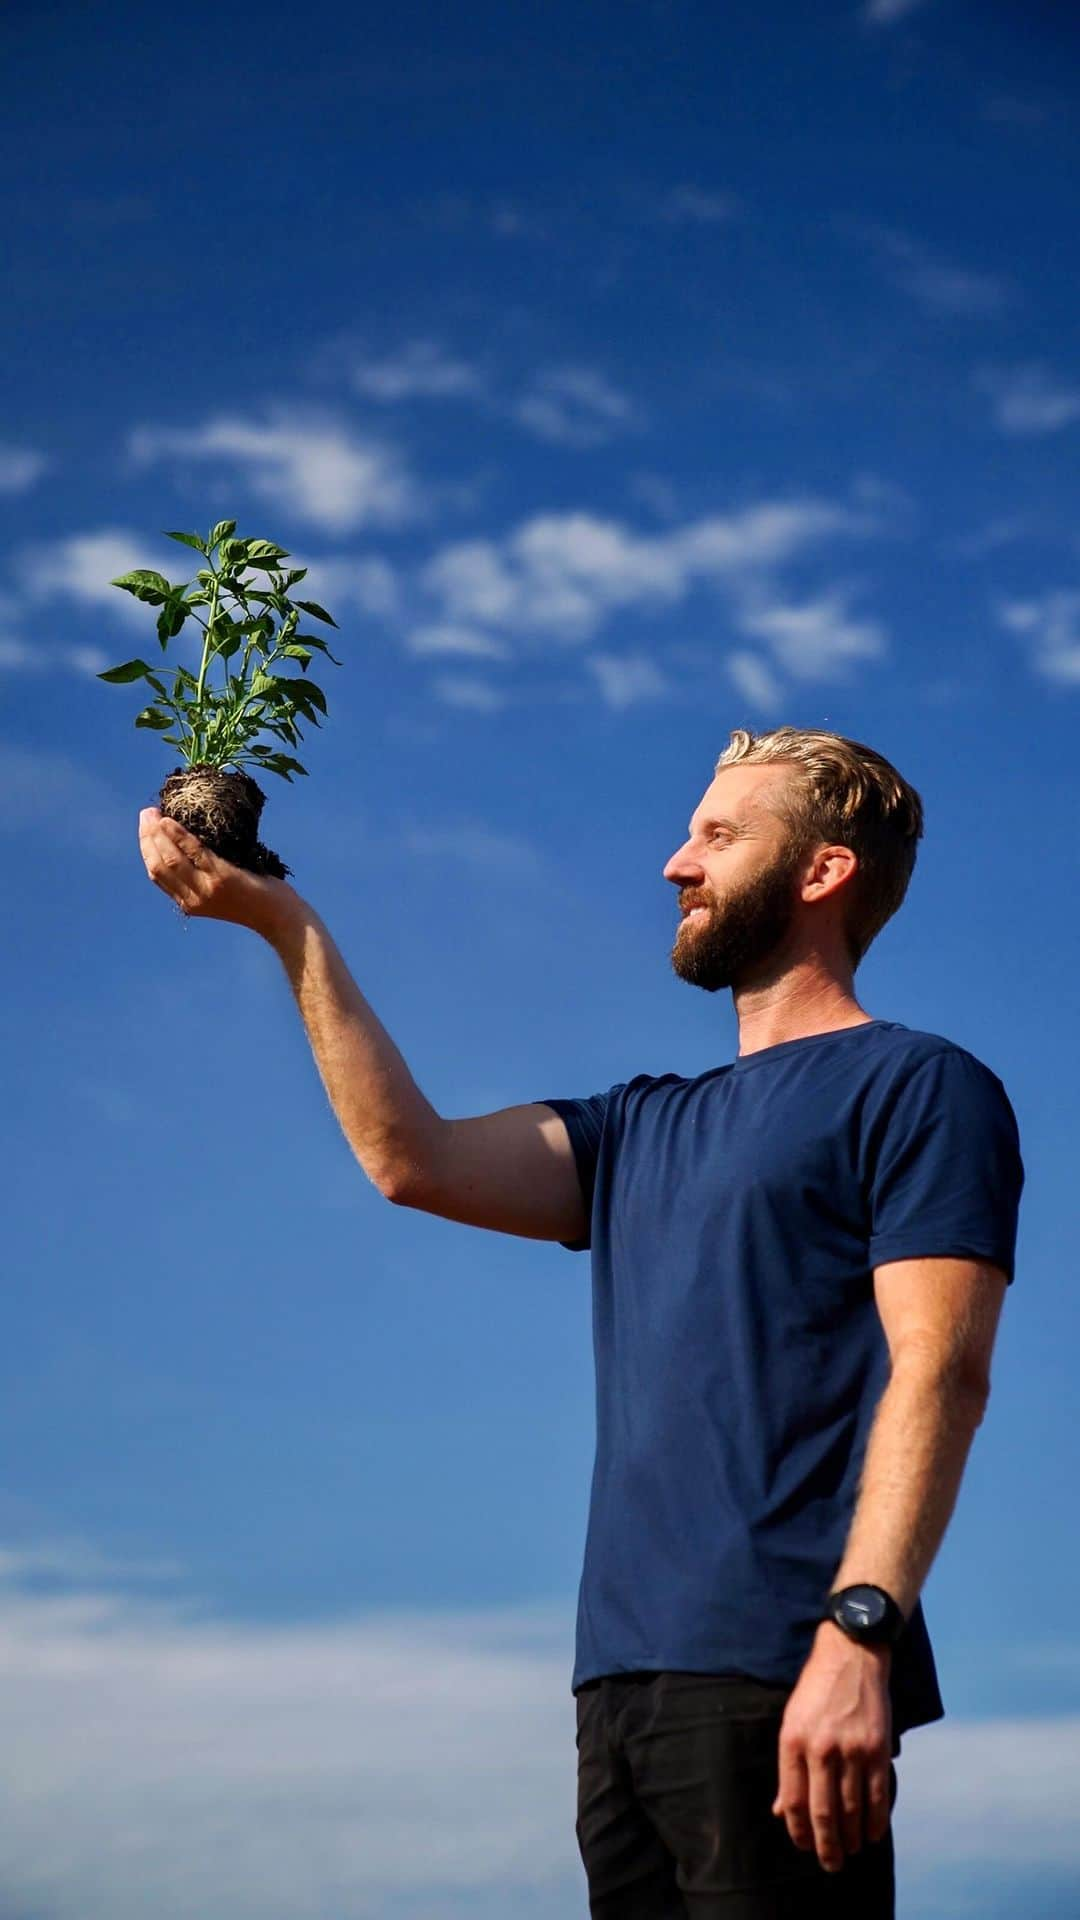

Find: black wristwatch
[823,1584,907,1647]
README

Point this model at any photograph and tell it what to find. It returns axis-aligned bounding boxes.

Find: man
[138,724,1024,1918]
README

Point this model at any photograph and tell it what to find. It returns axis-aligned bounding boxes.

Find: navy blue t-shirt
[541,1019,1024,1745]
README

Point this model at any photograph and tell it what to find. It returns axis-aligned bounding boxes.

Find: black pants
[575,1672,898,1919]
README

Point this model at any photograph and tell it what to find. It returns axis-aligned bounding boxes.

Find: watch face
[839,1586,887,1629]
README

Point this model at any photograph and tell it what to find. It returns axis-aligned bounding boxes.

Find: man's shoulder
[871,1022,1009,1089]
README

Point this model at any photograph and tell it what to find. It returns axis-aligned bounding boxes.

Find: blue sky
[3,0,1079,1912]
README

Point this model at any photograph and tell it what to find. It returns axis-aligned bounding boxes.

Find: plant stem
[191,568,222,763]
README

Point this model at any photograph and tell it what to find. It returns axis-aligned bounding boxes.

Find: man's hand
[138,808,298,936]
[771,1621,893,1873]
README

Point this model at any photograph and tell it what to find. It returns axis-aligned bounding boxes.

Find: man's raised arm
[138,809,587,1245]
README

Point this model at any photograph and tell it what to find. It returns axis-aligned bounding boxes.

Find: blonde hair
[715,726,924,970]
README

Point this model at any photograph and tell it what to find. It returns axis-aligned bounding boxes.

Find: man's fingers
[138,809,215,914]
[838,1754,866,1857]
[864,1758,893,1846]
[773,1742,813,1851]
[807,1751,844,1873]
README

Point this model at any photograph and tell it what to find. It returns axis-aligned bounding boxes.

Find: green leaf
[157,592,189,645]
[215,630,244,661]
[288,677,327,715]
[134,707,173,730]
[292,598,339,628]
[283,568,309,587]
[209,520,237,549]
[111,569,171,607]
[294,632,344,667]
[259,753,308,781]
[281,644,313,671]
[164,530,207,554]
[146,673,170,698]
[97,657,154,684]
[243,540,291,569]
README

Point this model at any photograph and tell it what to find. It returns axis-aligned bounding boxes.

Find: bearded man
[140,724,1024,1919]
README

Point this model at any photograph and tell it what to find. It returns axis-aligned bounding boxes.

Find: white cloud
[514,367,641,448]
[406,623,511,660]
[726,650,787,712]
[0,1544,1077,1920]
[658,185,740,224]
[863,0,933,23]
[421,499,873,648]
[345,339,485,403]
[586,651,671,709]
[0,443,50,494]
[0,637,38,671]
[398,822,545,871]
[998,592,1080,685]
[866,227,1012,316]
[976,364,1080,435]
[951,517,1030,560]
[733,585,886,680]
[896,1716,1080,1869]
[62,643,111,675]
[0,744,129,855]
[127,409,419,534]
[16,528,168,627]
[430,674,508,711]
[299,553,401,621]
[0,1553,578,1920]
[627,472,682,521]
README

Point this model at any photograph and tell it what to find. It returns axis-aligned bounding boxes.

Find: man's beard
[670,843,807,994]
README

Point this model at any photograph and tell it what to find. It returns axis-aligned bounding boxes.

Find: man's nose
[662,841,704,884]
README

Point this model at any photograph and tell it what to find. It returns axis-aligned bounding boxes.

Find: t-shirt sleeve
[535,1089,617,1252]
[867,1049,1025,1283]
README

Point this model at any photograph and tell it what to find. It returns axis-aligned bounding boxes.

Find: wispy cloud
[398,822,546,870]
[0,443,50,494]
[726,650,787,712]
[421,499,874,647]
[309,332,641,453]
[862,0,934,24]
[975,363,1080,435]
[0,744,128,855]
[732,583,887,680]
[0,1550,578,1920]
[344,339,486,403]
[430,674,509,712]
[863,225,1013,316]
[127,408,421,534]
[0,1543,1077,1920]
[299,553,402,621]
[412,498,885,712]
[998,592,1080,684]
[951,517,1031,560]
[585,651,672,709]
[15,528,166,627]
[656,184,741,225]
[513,367,642,448]
[406,623,511,660]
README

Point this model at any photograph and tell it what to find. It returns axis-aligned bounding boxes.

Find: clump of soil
[158,764,292,879]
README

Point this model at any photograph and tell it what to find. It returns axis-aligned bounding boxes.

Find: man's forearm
[259,890,442,1197]
[828,1360,989,1620]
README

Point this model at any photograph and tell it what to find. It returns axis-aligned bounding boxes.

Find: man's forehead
[690,765,789,829]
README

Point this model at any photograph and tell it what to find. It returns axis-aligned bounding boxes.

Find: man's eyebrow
[687,815,742,837]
